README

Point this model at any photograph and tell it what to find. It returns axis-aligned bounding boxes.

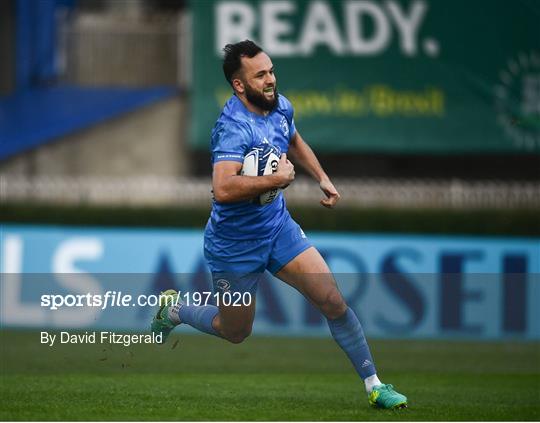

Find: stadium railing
[1,175,539,210]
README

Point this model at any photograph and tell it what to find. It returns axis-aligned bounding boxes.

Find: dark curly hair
[222,40,263,86]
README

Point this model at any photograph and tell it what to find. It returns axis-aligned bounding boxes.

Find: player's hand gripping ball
[242,143,283,205]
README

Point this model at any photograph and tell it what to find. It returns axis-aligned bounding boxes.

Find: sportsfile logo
[40,291,175,311]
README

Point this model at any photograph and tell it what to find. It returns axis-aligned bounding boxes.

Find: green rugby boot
[150,289,182,344]
[368,384,408,409]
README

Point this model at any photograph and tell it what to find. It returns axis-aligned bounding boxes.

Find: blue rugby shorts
[204,216,312,294]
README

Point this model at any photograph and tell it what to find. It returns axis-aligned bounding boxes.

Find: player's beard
[245,82,278,112]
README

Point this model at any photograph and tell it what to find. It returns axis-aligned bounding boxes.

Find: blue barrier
[0,86,177,160]
[1,224,538,340]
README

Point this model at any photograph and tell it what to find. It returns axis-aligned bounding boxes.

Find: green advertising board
[191,0,540,154]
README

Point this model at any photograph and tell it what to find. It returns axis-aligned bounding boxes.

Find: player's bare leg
[275,247,408,409]
[275,247,346,318]
[213,299,256,344]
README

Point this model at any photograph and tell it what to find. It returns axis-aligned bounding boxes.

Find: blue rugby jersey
[206,94,297,240]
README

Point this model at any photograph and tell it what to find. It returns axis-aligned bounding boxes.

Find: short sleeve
[211,122,251,164]
[289,116,297,139]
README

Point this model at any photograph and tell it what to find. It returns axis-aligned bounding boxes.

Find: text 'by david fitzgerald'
[40,331,162,346]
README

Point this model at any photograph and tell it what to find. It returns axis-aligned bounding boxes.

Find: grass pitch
[1,330,539,421]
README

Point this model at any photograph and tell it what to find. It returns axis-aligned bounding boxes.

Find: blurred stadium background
[1,0,539,420]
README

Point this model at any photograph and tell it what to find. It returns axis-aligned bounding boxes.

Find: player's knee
[226,334,247,344]
[320,290,347,319]
[223,327,252,344]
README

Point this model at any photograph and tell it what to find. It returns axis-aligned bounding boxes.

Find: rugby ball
[241,143,282,205]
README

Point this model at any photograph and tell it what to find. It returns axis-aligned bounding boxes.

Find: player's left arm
[288,130,340,208]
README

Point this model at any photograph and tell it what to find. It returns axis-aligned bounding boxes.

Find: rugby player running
[152,40,407,409]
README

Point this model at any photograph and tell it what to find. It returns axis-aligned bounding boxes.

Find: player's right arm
[212,154,294,203]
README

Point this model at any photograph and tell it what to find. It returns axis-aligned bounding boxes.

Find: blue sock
[178,304,220,337]
[327,307,377,380]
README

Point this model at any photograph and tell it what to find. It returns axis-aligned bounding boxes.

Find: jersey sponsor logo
[265,187,279,203]
[216,153,243,160]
